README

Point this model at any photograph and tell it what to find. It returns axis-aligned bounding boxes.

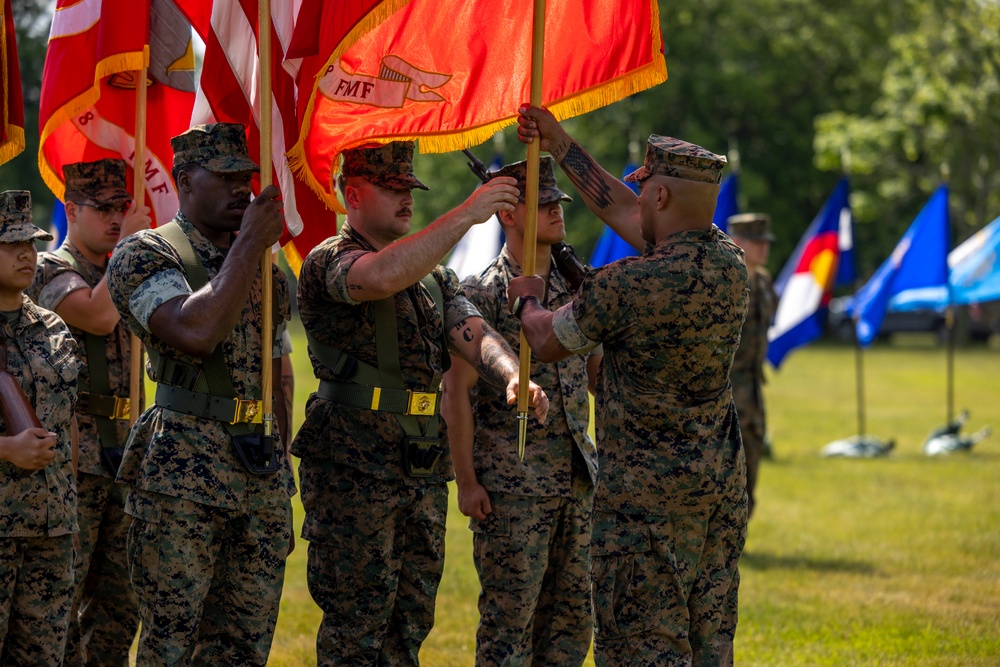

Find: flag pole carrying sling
[129,65,148,426]
[259,0,274,442]
[516,0,546,460]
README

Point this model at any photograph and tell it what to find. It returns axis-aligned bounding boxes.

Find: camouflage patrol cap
[727,212,775,241]
[171,122,260,173]
[624,135,726,185]
[487,156,572,205]
[64,158,131,205]
[0,190,53,243]
[341,141,429,191]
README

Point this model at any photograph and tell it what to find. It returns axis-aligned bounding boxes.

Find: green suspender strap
[147,222,280,475]
[52,247,128,465]
[310,275,451,477]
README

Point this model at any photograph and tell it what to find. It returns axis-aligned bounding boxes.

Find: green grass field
[198,329,1000,665]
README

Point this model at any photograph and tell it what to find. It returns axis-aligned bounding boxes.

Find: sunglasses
[72,201,131,220]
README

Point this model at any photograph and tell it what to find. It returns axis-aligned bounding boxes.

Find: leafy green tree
[815,0,1000,274]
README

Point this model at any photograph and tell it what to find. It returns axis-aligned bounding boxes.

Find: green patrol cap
[727,213,775,241]
[64,158,131,205]
[0,190,53,243]
[487,156,572,205]
[624,135,726,185]
[341,141,429,191]
[171,122,260,174]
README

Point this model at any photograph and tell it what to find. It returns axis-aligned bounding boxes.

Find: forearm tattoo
[563,142,615,209]
[477,328,519,389]
[454,318,475,343]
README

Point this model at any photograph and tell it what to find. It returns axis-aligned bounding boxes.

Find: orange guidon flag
[288,0,667,213]
[0,0,25,165]
[39,0,196,226]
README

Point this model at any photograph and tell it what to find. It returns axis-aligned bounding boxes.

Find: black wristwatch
[511,295,539,320]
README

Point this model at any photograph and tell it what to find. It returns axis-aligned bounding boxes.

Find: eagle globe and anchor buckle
[406,390,437,416]
[110,396,131,421]
[230,398,264,425]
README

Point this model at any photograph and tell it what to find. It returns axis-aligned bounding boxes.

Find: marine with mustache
[106,123,295,666]
[29,158,150,665]
[292,141,549,665]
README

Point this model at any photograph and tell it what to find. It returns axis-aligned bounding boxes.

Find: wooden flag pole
[259,0,274,438]
[129,66,148,426]
[516,0,546,460]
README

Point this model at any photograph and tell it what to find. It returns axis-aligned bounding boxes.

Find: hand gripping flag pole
[129,67,148,426]
[516,0,546,460]
[258,0,274,443]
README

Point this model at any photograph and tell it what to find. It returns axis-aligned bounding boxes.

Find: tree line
[5,0,997,282]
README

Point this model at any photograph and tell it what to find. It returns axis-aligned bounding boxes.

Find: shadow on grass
[740,550,879,575]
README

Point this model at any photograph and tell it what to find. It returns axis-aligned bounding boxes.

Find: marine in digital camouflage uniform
[726,213,776,519]
[514,107,750,667]
[0,190,81,666]
[106,123,295,666]
[27,158,150,666]
[291,141,547,665]
[441,157,600,666]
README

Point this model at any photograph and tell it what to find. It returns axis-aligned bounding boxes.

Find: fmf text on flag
[288,0,667,214]
[38,0,196,226]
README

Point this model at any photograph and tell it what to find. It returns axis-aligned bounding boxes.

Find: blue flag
[889,213,1000,311]
[852,184,950,346]
[590,162,642,267]
[48,199,67,250]
[768,177,853,367]
[591,169,739,267]
[712,173,739,234]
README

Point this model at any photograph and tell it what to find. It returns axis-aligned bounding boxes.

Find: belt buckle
[406,390,437,416]
[232,399,263,424]
[112,397,131,421]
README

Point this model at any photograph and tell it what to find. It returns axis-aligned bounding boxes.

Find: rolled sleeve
[37,272,88,311]
[128,268,192,330]
[553,303,600,354]
[275,324,292,358]
[324,247,368,306]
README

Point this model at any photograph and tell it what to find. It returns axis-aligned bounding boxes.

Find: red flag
[0,0,24,165]
[287,0,667,215]
[38,0,196,226]
[173,0,338,276]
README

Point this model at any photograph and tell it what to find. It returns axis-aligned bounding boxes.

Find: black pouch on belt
[403,436,444,478]
[232,434,280,475]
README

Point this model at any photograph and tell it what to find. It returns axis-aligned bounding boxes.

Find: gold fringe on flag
[287,0,666,215]
[37,48,148,201]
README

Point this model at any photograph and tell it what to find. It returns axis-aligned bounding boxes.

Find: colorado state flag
[767,177,854,367]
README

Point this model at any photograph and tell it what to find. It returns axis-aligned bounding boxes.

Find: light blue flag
[852,184,950,346]
[890,213,1000,311]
